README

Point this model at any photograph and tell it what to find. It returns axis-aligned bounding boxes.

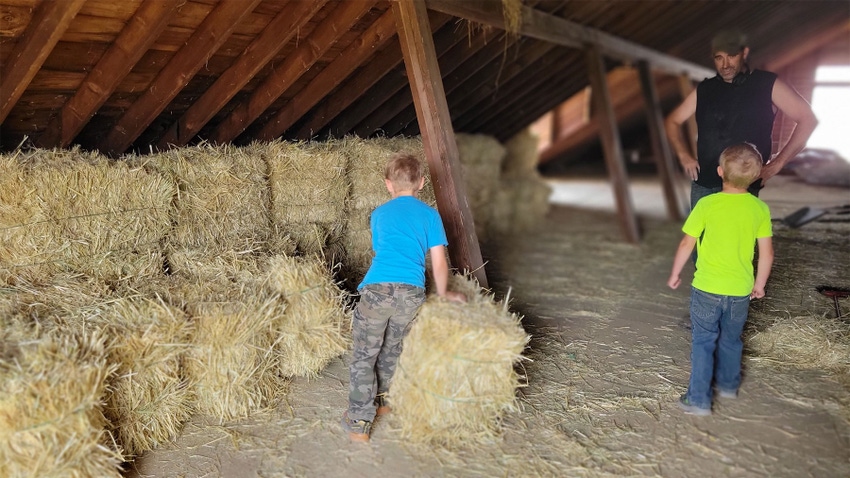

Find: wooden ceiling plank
[157,0,329,149]
[320,12,462,139]
[37,0,180,148]
[98,0,262,156]
[254,8,397,142]
[209,1,376,145]
[426,0,714,80]
[586,44,640,243]
[358,26,510,137]
[294,11,450,139]
[638,60,686,221]
[0,0,86,123]
[451,42,564,131]
[393,0,487,287]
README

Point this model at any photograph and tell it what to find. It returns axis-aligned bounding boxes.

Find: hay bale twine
[390,275,529,446]
[94,296,193,458]
[0,324,123,477]
[265,255,350,378]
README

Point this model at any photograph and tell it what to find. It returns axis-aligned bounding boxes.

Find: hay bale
[0,326,123,477]
[148,142,276,257]
[265,255,350,378]
[455,133,506,240]
[502,128,541,179]
[0,148,172,285]
[390,275,529,447]
[181,280,285,422]
[94,296,193,458]
[490,177,552,235]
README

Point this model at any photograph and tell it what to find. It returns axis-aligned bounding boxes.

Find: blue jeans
[686,287,750,409]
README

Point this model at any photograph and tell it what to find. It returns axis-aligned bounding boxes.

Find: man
[665,30,818,207]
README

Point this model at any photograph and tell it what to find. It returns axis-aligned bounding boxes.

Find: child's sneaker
[341,411,372,442]
[678,394,712,416]
[375,394,391,417]
[716,388,738,399]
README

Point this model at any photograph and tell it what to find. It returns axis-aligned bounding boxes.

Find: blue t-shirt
[358,196,448,289]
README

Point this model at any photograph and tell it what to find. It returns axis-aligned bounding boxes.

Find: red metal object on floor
[816,286,850,319]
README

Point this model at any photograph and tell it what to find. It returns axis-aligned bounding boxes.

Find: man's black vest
[695,69,777,189]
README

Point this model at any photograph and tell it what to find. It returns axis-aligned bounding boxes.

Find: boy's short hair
[385,153,423,190]
[719,143,762,188]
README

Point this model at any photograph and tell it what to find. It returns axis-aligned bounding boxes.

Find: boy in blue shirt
[667,143,774,416]
[342,153,466,441]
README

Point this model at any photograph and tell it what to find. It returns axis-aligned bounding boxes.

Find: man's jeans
[686,287,750,409]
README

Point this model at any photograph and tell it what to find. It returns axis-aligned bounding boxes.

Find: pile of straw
[265,255,350,378]
[0,148,172,285]
[94,296,194,458]
[747,314,850,373]
[0,324,123,477]
[265,140,349,258]
[181,284,285,422]
[390,274,529,447]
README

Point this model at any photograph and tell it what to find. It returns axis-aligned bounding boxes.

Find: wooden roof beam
[209,1,376,145]
[37,0,179,148]
[98,0,262,156]
[254,8,397,142]
[426,0,714,80]
[156,0,328,149]
[393,0,487,287]
[0,0,86,123]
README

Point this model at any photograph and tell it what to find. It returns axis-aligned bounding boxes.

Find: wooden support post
[586,45,640,243]
[392,0,487,287]
[637,61,686,221]
[678,74,699,158]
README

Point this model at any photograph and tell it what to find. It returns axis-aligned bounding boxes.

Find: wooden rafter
[586,45,640,243]
[156,0,328,149]
[393,0,486,287]
[254,8,397,141]
[638,60,686,221]
[0,0,86,123]
[209,1,375,145]
[37,0,179,148]
[98,0,261,156]
[425,0,714,80]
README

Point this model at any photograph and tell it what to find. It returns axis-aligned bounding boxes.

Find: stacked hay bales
[265,255,351,378]
[264,140,349,259]
[147,142,284,277]
[390,275,529,447]
[491,129,551,235]
[455,133,506,242]
[0,322,123,477]
[93,296,194,458]
[0,148,173,286]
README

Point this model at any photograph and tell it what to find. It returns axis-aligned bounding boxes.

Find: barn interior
[1,1,849,476]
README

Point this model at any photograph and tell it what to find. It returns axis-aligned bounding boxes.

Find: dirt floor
[127,175,850,478]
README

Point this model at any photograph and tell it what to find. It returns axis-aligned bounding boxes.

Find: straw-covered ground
[126,175,849,478]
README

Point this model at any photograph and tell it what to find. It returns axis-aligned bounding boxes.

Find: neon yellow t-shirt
[683,192,773,296]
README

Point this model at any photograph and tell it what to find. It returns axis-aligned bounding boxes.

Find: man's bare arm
[761,79,818,182]
[664,90,700,181]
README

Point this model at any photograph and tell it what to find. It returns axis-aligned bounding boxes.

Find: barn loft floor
[126,175,850,478]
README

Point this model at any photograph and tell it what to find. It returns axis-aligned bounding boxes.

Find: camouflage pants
[348,283,425,421]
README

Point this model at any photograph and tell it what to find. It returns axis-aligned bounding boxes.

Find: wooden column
[586,45,640,243]
[637,61,686,221]
[678,74,699,158]
[392,0,487,287]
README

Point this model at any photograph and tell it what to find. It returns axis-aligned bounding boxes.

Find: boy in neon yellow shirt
[667,143,774,416]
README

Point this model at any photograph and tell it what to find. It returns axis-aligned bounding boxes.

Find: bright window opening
[808,66,850,162]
